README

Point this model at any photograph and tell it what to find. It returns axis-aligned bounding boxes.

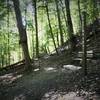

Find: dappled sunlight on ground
[0,73,23,85]
[42,91,84,100]
[34,68,40,72]
[0,65,81,86]
[33,65,82,73]
[43,65,82,73]
[44,67,57,72]
[63,65,81,71]
[42,90,100,100]
[14,94,26,100]
[0,58,100,100]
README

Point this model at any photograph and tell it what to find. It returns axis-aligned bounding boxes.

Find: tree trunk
[56,30,60,47]
[33,0,39,58]
[12,0,32,70]
[77,0,82,37]
[7,0,10,65]
[55,0,64,46]
[32,29,35,58]
[59,0,68,35]
[45,1,58,54]
[82,12,87,76]
[65,0,74,38]
[92,0,98,20]
[65,0,74,51]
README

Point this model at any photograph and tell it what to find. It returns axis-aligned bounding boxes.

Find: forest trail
[0,0,99,99]
[0,52,100,100]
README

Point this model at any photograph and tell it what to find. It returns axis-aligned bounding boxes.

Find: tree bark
[77,0,82,37]
[7,0,10,65]
[59,0,68,36]
[82,12,87,76]
[33,0,39,58]
[65,0,74,38]
[56,30,60,47]
[12,0,32,70]
[55,0,64,46]
[65,0,74,51]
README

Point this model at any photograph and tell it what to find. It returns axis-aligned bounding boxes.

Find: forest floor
[0,51,100,100]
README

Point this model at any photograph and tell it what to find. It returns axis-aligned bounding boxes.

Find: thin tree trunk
[7,0,10,65]
[55,0,64,46]
[54,14,60,47]
[47,46,50,54]
[77,0,82,37]
[45,0,58,54]
[82,12,87,76]
[56,30,59,47]
[93,0,98,20]
[12,0,32,70]
[33,0,39,58]
[59,0,68,33]
[32,29,35,58]
[24,6,27,30]
[1,53,4,68]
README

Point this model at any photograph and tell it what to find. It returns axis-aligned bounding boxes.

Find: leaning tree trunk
[55,0,64,46]
[45,0,58,54]
[12,0,32,70]
[33,0,39,58]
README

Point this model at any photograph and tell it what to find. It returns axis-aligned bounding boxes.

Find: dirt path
[0,67,100,100]
[0,53,100,100]
[0,67,75,100]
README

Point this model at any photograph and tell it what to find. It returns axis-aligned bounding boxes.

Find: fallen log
[0,60,25,72]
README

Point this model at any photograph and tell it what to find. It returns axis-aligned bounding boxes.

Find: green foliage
[0,0,99,67]
[87,0,98,22]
